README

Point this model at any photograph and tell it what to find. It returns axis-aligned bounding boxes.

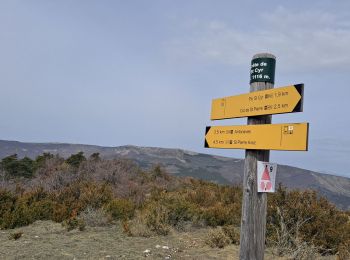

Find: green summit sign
[250,57,276,84]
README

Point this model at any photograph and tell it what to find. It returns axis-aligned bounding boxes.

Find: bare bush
[126,213,153,237]
[268,207,322,259]
[337,242,350,260]
[222,225,240,245]
[78,207,111,227]
[78,159,140,185]
[142,202,170,236]
[204,227,230,248]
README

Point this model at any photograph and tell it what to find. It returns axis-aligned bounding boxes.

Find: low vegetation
[0,152,349,258]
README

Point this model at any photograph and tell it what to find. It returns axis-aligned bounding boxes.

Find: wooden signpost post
[204,53,309,260]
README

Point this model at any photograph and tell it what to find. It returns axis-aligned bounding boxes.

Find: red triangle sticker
[261,165,271,181]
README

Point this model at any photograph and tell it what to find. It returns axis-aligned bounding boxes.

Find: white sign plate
[257,161,277,193]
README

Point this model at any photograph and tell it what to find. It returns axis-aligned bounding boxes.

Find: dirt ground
[0,221,335,260]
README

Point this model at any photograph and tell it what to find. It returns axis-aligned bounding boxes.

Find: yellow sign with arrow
[211,84,303,120]
[205,122,309,151]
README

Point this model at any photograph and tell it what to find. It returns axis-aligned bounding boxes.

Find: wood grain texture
[239,53,275,260]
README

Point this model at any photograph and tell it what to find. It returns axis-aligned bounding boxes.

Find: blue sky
[1,1,350,177]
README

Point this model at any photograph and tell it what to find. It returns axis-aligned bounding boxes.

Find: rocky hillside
[1,140,349,209]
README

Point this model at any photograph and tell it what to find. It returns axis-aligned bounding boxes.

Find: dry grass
[0,220,335,260]
[78,207,111,227]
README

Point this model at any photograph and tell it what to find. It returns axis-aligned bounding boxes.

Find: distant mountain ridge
[0,140,349,209]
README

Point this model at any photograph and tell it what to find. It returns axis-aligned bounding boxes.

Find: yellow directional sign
[204,122,309,151]
[211,84,304,120]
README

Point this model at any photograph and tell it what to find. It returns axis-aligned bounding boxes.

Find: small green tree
[1,154,18,172]
[66,152,86,168]
[89,152,100,161]
[1,154,35,178]
[35,153,54,168]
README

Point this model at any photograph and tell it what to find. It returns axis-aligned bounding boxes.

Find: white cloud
[165,6,350,71]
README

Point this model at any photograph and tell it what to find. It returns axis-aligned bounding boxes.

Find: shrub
[8,232,23,240]
[122,219,132,236]
[222,225,240,245]
[63,217,86,231]
[78,182,113,209]
[267,185,350,255]
[0,188,53,229]
[126,214,153,237]
[205,228,230,248]
[29,199,55,220]
[52,203,69,222]
[105,198,135,220]
[55,181,113,215]
[202,203,234,227]
[0,190,16,227]
[78,207,111,227]
[186,184,218,207]
[142,202,170,235]
[267,206,320,258]
[0,182,114,229]
[150,165,169,180]
[35,153,54,169]
[337,241,350,260]
[160,193,197,228]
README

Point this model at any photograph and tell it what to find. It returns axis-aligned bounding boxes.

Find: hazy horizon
[1,137,349,179]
